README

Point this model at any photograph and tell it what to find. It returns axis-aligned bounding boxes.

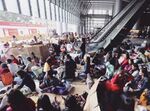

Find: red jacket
[105,73,133,92]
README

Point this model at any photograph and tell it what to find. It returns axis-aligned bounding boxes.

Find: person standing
[10,55,19,65]
[80,38,86,59]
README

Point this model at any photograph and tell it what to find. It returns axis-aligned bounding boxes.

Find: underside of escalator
[88,0,150,53]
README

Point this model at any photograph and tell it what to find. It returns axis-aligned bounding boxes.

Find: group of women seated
[93,40,150,111]
[0,36,149,111]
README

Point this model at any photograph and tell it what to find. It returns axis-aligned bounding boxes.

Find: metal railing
[89,0,136,42]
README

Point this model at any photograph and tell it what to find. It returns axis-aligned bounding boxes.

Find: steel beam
[43,0,47,19]
[17,0,22,14]
[28,0,32,16]
[36,0,41,18]
[2,0,7,11]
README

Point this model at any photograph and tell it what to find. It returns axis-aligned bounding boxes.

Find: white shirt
[8,63,19,76]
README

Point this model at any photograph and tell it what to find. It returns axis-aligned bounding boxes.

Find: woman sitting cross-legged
[124,67,149,98]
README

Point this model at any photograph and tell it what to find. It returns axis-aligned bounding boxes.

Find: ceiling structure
[48,0,132,16]
[79,0,131,15]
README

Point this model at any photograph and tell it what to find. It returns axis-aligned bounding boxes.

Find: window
[70,13,71,23]
[61,8,63,22]
[56,5,59,21]
[94,10,99,14]
[39,0,45,19]
[68,12,70,23]
[45,0,50,20]
[88,9,93,14]
[70,14,72,23]
[94,9,108,14]
[30,0,38,17]
[69,13,71,23]
[5,0,19,13]
[0,0,3,10]
[59,7,62,22]
[72,15,74,24]
[92,18,105,28]
[108,10,112,16]
[19,0,30,16]
[62,9,65,22]
[66,11,68,23]
[51,3,55,21]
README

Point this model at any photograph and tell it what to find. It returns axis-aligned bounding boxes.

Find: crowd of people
[93,39,150,111]
[0,32,149,111]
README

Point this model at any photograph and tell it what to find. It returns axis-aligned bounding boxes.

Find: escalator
[84,0,150,111]
[88,0,149,53]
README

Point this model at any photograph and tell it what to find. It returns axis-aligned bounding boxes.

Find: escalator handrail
[93,0,139,43]
[89,0,136,42]
[89,8,122,41]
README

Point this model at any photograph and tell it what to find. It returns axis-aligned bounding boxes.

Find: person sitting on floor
[137,48,148,63]
[7,59,19,77]
[84,56,91,75]
[124,67,149,98]
[105,71,132,92]
[17,55,25,69]
[63,54,76,80]
[24,57,35,78]
[37,94,60,111]
[120,52,130,69]
[10,55,19,65]
[39,68,53,89]
[124,59,134,74]
[7,89,36,111]
[64,95,82,111]
[31,52,39,66]
[43,57,57,80]
[0,63,10,76]
[104,60,114,79]
[16,70,36,94]
[0,63,13,85]
[131,63,140,78]
[104,51,112,63]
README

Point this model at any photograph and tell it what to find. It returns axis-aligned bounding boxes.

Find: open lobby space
[0,0,150,111]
